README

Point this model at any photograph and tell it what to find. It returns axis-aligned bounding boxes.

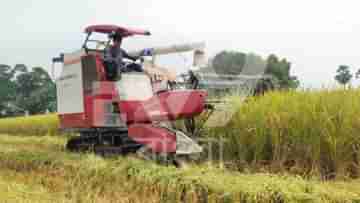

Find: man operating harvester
[104,32,143,78]
[104,32,175,83]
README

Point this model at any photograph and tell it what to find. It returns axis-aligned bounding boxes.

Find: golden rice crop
[0,114,59,136]
[207,88,360,179]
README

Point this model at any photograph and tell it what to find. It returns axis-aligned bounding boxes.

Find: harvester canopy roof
[85,25,151,37]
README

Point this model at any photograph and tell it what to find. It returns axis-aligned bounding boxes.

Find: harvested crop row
[0,134,360,203]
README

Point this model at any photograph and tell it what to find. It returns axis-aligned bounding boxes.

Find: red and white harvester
[53,25,208,164]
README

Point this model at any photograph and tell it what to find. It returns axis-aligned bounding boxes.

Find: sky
[1,0,360,88]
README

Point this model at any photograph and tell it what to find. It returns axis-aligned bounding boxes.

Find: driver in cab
[103,32,176,84]
[104,32,143,77]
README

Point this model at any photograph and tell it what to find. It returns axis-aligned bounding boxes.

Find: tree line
[0,50,300,118]
[210,51,300,89]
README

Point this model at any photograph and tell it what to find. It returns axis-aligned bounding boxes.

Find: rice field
[1,89,360,202]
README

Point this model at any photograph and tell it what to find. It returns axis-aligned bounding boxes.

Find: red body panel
[59,113,89,129]
[59,55,117,129]
[128,124,176,153]
[119,90,207,124]
[61,90,206,129]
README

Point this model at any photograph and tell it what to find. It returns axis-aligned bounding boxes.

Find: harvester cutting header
[53,24,209,165]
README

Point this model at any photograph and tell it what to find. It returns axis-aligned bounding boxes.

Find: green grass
[0,134,360,202]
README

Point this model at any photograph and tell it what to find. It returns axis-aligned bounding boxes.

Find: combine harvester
[52,24,269,166]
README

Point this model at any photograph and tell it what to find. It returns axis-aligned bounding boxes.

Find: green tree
[0,64,32,116]
[0,65,13,116]
[212,51,246,75]
[335,65,352,87]
[210,51,300,89]
[265,54,299,89]
[355,69,360,79]
[14,67,56,114]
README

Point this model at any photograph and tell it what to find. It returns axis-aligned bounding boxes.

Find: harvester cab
[52,25,207,165]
